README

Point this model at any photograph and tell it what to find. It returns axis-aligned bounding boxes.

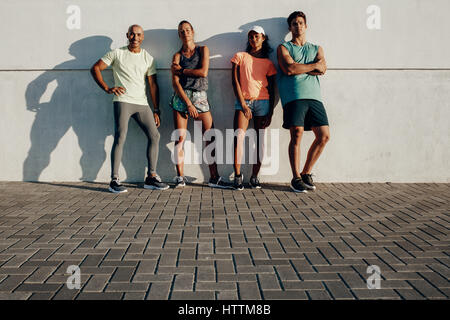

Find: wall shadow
[23,36,113,182]
[23,17,289,184]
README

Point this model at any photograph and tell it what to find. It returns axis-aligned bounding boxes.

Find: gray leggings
[111,101,160,179]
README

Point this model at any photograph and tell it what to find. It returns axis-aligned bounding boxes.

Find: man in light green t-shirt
[91,24,169,193]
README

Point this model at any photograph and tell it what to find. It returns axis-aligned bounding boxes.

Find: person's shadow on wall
[23,17,287,183]
[23,36,114,181]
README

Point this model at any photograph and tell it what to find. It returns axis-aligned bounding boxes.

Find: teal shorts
[283,99,329,130]
[170,90,210,114]
[235,99,270,117]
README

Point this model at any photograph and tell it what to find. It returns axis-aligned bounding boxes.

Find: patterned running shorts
[170,90,210,114]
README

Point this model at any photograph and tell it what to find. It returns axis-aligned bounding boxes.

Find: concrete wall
[1,0,449,182]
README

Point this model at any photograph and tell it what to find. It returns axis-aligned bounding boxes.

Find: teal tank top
[277,41,322,106]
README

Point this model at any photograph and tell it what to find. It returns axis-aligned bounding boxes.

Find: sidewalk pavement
[0,181,448,300]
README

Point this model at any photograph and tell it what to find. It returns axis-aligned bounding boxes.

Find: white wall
[1,0,449,182]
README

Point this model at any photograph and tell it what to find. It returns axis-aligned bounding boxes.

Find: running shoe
[174,176,188,188]
[208,176,233,189]
[233,174,244,190]
[144,175,170,190]
[249,176,262,189]
[109,178,127,194]
[301,173,316,190]
[290,177,308,193]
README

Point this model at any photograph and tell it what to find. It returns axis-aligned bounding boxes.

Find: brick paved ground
[0,182,448,300]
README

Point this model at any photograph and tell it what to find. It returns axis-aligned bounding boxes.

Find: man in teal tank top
[277,11,330,193]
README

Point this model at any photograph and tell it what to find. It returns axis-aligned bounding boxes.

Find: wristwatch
[153,109,161,115]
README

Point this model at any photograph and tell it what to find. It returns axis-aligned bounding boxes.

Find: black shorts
[282,99,329,130]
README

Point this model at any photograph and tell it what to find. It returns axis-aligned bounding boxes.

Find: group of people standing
[91,11,330,194]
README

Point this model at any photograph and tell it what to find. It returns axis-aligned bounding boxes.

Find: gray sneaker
[249,176,262,189]
[290,177,308,193]
[144,175,169,190]
[301,173,316,190]
[208,176,233,189]
[174,176,187,188]
[233,174,244,190]
[109,179,127,194]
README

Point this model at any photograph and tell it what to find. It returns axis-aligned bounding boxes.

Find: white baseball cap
[248,25,265,35]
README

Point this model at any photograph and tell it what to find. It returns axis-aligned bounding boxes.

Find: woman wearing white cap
[231,26,277,190]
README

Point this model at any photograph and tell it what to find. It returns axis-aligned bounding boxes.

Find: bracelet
[153,109,161,115]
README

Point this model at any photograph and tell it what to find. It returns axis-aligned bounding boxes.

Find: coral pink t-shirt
[231,52,277,100]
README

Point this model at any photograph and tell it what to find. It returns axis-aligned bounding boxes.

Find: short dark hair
[287,11,307,26]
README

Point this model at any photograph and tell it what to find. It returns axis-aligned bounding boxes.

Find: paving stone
[352,289,402,300]
[274,266,301,281]
[323,281,355,299]
[258,274,281,290]
[132,274,172,283]
[417,272,450,289]
[52,286,79,300]
[217,274,256,282]
[28,293,54,300]
[381,272,423,280]
[196,266,216,282]
[82,274,111,292]
[110,267,135,282]
[80,255,104,267]
[216,260,235,274]
[156,266,195,274]
[146,282,172,300]
[124,292,146,300]
[395,288,427,300]
[238,282,261,300]
[216,290,238,300]
[170,291,215,300]
[173,274,194,291]
[14,283,62,292]
[76,292,123,300]
[307,290,332,300]
[284,281,324,290]
[301,273,341,281]
[105,282,149,292]
[0,292,32,300]
[29,249,55,261]
[195,282,236,291]
[407,280,448,299]
[0,275,29,292]
[100,261,138,267]
[24,267,56,284]
[0,267,37,275]
[262,290,308,300]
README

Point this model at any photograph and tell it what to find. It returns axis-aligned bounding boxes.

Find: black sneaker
[290,177,308,193]
[233,174,244,190]
[249,176,262,189]
[109,178,127,194]
[208,176,233,189]
[301,173,316,190]
[174,176,187,188]
[144,175,169,190]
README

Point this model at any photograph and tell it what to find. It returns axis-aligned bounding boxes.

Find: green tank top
[277,41,322,106]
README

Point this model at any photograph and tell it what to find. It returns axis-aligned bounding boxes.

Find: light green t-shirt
[101,46,157,105]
